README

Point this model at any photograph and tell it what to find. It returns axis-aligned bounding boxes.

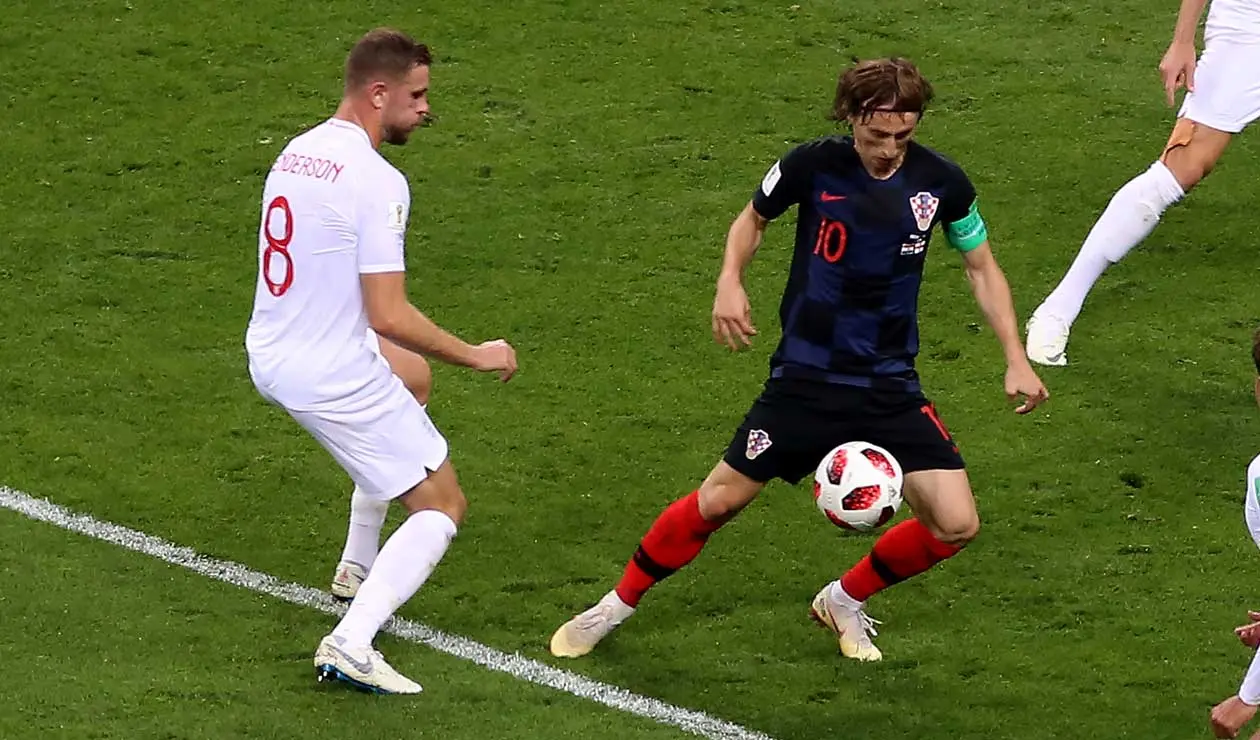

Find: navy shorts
[722,378,964,484]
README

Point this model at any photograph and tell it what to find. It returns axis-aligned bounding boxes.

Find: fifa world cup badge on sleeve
[909,191,939,232]
[387,202,407,231]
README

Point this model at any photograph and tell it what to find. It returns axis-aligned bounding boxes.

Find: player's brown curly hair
[831,57,934,121]
[1251,327,1260,374]
[344,28,432,91]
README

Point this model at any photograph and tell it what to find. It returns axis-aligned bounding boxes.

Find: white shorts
[1179,40,1260,133]
[283,371,449,501]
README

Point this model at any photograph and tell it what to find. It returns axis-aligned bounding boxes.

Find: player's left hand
[471,339,518,383]
[1235,611,1260,649]
[1211,695,1258,739]
[1005,361,1048,414]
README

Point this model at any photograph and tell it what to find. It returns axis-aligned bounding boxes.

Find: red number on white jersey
[262,196,294,296]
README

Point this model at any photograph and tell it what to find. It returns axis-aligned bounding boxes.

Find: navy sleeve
[751,143,816,220]
[937,161,977,225]
[937,161,988,251]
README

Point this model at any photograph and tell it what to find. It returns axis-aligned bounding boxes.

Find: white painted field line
[0,486,775,740]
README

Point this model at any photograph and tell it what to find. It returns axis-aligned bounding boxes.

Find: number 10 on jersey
[813,217,847,264]
[263,196,294,297]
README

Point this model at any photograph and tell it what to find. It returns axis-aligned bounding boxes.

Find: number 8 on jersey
[263,196,295,297]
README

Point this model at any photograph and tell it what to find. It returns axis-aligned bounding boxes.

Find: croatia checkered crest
[813,441,904,532]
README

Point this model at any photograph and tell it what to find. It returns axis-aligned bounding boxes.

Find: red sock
[614,491,724,607]
[839,518,963,602]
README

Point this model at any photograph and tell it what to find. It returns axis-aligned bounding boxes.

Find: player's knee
[403,362,433,405]
[381,339,433,405]
[1162,134,1226,192]
[449,495,468,525]
[930,513,979,547]
[432,488,467,525]
[1162,152,1212,192]
[696,485,746,523]
[697,473,761,523]
[399,475,467,524]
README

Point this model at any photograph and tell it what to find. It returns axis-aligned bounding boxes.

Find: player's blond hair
[832,57,934,121]
[344,28,432,91]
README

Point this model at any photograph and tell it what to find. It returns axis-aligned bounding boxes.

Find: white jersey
[245,118,410,410]
[1241,453,1260,705]
[1206,0,1260,44]
[1245,453,1260,549]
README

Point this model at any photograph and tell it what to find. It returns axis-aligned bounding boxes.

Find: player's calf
[617,462,761,607]
[818,470,976,659]
[549,462,763,658]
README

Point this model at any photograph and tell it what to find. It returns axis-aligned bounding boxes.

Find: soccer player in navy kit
[550,58,1049,662]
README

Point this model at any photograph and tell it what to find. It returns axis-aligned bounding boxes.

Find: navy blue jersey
[751,135,985,393]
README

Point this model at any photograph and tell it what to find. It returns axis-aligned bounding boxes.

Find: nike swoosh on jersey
[820,192,847,201]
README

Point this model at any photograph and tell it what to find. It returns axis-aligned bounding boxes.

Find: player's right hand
[712,280,757,350]
[1159,39,1197,108]
[472,339,517,382]
[1235,611,1260,649]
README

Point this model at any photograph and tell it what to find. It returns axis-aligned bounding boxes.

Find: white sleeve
[356,169,410,274]
[1241,455,1260,706]
[1241,649,1260,705]
[1246,455,1260,552]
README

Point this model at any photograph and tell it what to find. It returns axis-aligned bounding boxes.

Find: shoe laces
[844,608,881,646]
[857,610,881,638]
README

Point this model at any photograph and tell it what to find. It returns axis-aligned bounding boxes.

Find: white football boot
[330,561,368,602]
[809,584,883,662]
[1025,310,1070,367]
[314,634,422,695]
[549,590,635,658]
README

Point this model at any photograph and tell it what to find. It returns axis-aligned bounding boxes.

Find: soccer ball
[813,441,904,532]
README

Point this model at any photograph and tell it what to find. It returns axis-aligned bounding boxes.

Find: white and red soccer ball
[813,441,904,532]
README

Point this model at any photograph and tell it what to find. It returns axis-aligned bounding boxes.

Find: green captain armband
[944,200,988,252]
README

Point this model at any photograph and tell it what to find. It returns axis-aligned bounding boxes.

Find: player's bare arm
[1161,0,1210,105]
[361,271,517,382]
[712,202,767,350]
[960,243,1048,414]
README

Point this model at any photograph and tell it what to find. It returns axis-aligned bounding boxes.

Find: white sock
[828,580,863,610]
[1040,161,1184,325]
[338,486,389,570]
[332,509,457,647]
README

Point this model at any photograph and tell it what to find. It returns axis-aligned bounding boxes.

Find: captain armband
[944,200,988,252]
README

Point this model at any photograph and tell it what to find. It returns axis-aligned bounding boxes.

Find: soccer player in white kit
[245,28,517,695]
[1208,330,1260,739]
[1026,0,1260,366]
